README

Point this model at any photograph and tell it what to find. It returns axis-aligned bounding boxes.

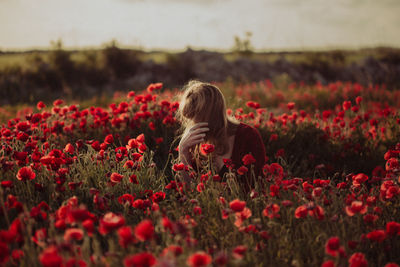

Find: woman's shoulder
[236,122,260,136]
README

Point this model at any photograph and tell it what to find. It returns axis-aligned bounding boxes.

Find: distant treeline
[0,43,400,105]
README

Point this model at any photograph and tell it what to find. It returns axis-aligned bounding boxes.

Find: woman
[176,80,266,191]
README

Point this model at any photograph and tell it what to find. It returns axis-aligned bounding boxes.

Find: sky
[0,0,399,51]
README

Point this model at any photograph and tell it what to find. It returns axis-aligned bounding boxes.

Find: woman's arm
[178,122,209,184]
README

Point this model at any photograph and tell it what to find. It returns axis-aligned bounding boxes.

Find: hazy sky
[1,0,399,51]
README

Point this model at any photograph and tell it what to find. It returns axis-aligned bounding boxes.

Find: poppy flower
[1,181,13,188]
[229,199,246,212]
[196,183,205,192]
[134,219,154,242]
[345,201,367,216]
[110,173,124,183]
[287,102,295,110]
[11,249,24,263]
[187,251,212,267]
[237,166,248,175]
[325,236,340,257]
[366,230,386,242]
[246,101,260,109]
[39,246,63,267]
[386,221,400,236]
[232,245,247,259]
[132,199,145,209]
[82,219,94,236]
[242,154,256,165]
[173,163,186,172]
[151,192,165,203]
[64,228,84,242]
[16,166,36,181]
[118,226,135,248]
[200,144,215,155]
[343,101,351,111]
[99,212,125,235]
[321,260,335,267]
[352,173,368,187]
[104,134,114,145]
[124,252,156,267]
[37,101,46,110]
[348,252,368,267]
[161,245,183,257]
[262,203,280,219]
[118,194,135,206]
[234,207,252,227]
[295,205,308,219]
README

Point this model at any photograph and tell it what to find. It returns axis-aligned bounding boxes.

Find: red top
[220,122,266,184]
[190,122,266,191]
[230,122,265,173]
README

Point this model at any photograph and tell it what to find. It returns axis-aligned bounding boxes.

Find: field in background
[1,44,400,106]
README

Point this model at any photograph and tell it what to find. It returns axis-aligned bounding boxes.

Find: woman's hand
[179,122,209,164]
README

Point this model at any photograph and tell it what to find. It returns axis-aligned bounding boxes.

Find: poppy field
[1,80,400,267]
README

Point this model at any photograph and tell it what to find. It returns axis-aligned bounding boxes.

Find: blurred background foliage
[0,39,400,105]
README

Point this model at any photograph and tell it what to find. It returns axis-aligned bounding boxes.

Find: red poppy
[64,143,75,154]
[132,199,145,209]
[321,260,335,267]
[173,163,186,172]
[237,166,248,175]
[16,166,36,181]
[345,201,367,216]
[99,212,125,235]
[366,230,386,242]
[118,226,135,248]
[134,219,154,242]
[200,144,215,155]
[64,228,84,242]
[110,173,124,183]
[1,181,13,188]
[104,134,114,144]
[262,203,280,219]
[193,206,202,215]
[82,219,94,236]
[242,154,256,165]
[348,252,368,267]
[246,101,260,109]
[197,183,205,192]
[187,251,212,267]
[39,246,63,267]
[234,207,252,228]
[37,101,46,110]
[386,221,400,236]
[161,245,183,257]
[147,82,163,93]
[352,173,368,187]
[229,199,246,212]
[124,252,156,267]
[343,101,351,111]
[295,205,308,219]
[118,194,135,206]
[152,192,166,203]
[232,245,247,259]
[287,102,295,110]
[325,236,340,257]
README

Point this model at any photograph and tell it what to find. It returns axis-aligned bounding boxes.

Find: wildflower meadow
[1,80,400,267]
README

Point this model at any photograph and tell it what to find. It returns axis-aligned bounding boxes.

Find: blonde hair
[176,80,238,157]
